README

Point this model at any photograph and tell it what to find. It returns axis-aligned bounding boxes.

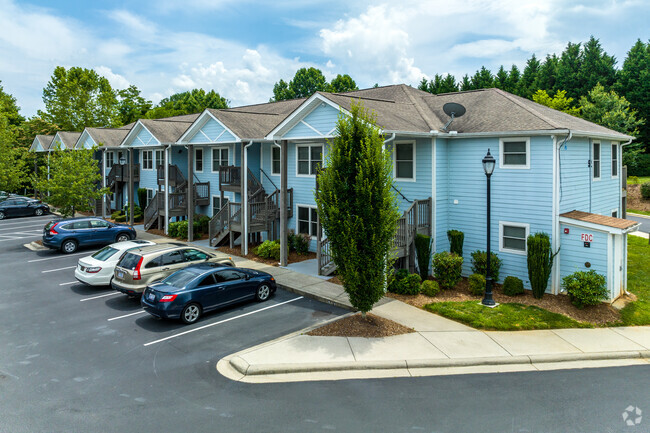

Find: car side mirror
[245,274,250,280]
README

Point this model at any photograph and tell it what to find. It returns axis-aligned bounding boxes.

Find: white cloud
[95,66,130,89]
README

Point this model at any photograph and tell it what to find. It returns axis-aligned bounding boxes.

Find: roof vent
[442,102,466,132]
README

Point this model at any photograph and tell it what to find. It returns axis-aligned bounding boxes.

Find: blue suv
[43,217,137,254]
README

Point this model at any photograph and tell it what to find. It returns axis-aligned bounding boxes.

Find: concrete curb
[276,282,356,312]
[228,350,650,377]
[25,241,48,251]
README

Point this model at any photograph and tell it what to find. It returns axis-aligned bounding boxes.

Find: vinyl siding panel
[80,135,95,149]
[435,138,450,252]
[131,128,158,147]
[387,138,433,215]
[285,104,339,138]
[188,118,237,144]
[559,224,608,284]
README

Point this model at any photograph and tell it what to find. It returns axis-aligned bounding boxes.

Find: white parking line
[0,225,45,231]
[29,251,91,262]
[107,310,147,321]
[59,281,77,286]
[143,296,303,347]
[0,218,52,227]
[42,266,76,273]
[80,292,121,302]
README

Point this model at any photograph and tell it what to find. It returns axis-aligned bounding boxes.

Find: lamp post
[482,149,496,307]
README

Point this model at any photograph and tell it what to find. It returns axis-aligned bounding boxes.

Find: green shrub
[255,240,281,260]
[114,214,126,223]
[527,232,558,299]
[624,151,650,177]
[470,250,502,282]
[122,203,142,216]
[468,273,486,296]
[420,280,440,297]
[387,269,408,294]
[562,270,608,309]
[628,175,639,184]
[195,214,210,234]
[387,270,421,295]
[415,234,433,279]
[176,220,189,238]
[137,188,147,208]
[111,210,123,220]
[432,252,464,290]
[503,276,524,296]
[292,232,310,255]
[502,276,525,296]
[403,274,422,295]
[447,230,464,257]
[641,182,650,200]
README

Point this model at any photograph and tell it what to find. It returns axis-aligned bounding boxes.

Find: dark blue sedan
[43,217,137,254]
[141,264,277,324]
[0,197,49,219]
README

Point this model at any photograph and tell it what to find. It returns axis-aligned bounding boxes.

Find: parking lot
[0,214,348,432]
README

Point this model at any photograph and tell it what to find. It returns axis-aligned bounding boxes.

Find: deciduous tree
[118,85,152,125]
[328,74,358,93]
[145,89,228,119]
[532,90,581,116]
[0,115,26,192]
[579,84,643,137]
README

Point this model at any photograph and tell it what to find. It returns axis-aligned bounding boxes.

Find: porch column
[164,146,170,235]
[101,148,107,219]
[187,145,194,242]
[280,140,288,266]
[34,156,38,198]
[128,148,134,226]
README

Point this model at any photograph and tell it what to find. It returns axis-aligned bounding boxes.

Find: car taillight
[159,294,177,303]
[85,267,101,273]
[49,223,58,235]
[133,256,144,280]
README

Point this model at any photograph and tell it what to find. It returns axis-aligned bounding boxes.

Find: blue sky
[1,0,648,117]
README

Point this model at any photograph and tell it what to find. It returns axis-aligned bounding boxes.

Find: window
[220,270,245,281]
[272,147,281,175]
[611,144,618,177]
[297,145,322,176]
[394,142,415,180]
[197,274,216,287]
[146,189,154,207]
[212,196,228,216]
[117,151,125,165]
[105,152,114,168]
[161,250,184,266]
[612,209,619,218]
[183,248,210,262]
[500,138,530,169]
[195,148,203,172]
[90,220,110,228]
[500,222,529,254]
[70,221,91,230]
[142,150,153,170]
[297,205,318,237]
[593,141,601,179]
[144,256,161,269]
[211,148,229,172]
[155,150,164,169]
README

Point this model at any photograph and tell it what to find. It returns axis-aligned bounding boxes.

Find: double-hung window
[211,148,228,172]
[105,152,114,169]
[142,150,153,170]
[146,189,154,207]
[195,148,203,172]
[297,145,322,176]
[212,196,228,216]
[297,205,318,237]
[500,222,529,254]
[155,150,164,169]
[611,143,618,177]
[272,147,281,175]
[394,142,415,180]
[593,141,601,179]
[500,138,530,169]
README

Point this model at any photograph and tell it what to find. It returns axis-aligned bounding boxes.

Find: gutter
[242,141,254,255]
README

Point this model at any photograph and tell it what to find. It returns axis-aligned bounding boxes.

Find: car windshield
[162,269,202,288]
[91,246,119,261]
[118,252,142,270]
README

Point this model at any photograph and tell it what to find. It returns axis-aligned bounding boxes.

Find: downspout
[553,130,572,294]
[242,141,254,255]
[102,148,107,219]
[382,133,396,151]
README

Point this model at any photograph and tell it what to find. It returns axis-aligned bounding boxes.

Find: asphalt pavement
[0,214,648,433]
[627,212,650,233]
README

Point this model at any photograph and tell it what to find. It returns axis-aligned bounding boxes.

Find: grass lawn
[425,301,590,331]
[626,176,650,185]
[619,235,650,325]
[627,209,650,217]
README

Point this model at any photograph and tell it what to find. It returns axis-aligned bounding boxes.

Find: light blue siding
[138,148,157,202]
[386,138,433,214]
[79,134,95,149]
[285,104,339,138]
[445,136,553,287]
[435,138,449,252]
[131,127,158,146]
[559,138,621,216]
[559,224,608,284]
[188,118,237,144]
[51,137,65,150]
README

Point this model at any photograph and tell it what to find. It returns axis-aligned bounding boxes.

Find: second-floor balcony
[219,165,242,192]
[107,163,140,185]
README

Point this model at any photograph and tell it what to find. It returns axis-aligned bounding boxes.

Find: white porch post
[164,146,170,235]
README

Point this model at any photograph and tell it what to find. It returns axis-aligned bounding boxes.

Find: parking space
[0,217,348,430]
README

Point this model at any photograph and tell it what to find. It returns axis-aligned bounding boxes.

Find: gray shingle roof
[139,119,195,143]
[35,134,54,150]
[85,127,132,148]
[56,131,82,149]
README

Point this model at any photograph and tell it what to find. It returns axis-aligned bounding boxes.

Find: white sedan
[75,240,156,286]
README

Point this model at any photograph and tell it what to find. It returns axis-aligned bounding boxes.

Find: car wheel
[61,240,78,254]
[116,233,130,243]
[34,208,43,216]
[181,303,201,324]
[0,211,5,220]
[255,283,272,302]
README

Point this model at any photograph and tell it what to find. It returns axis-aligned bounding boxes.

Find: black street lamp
[482,149,496,307]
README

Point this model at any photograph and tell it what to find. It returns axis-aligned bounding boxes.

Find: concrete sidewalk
[131,230,650,382]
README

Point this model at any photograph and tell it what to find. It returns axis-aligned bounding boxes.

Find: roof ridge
[327,93,396,104]
[219,109,280,116]
[492,88,560,129]
[400,84,439,131]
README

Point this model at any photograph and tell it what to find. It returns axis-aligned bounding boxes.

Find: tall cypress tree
[518,54,541,98]
[615,39,650,149]
[556,42,583,101]
[578,36,617,96]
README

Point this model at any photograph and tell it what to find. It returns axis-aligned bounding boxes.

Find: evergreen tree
[556,42,583,101]
[518,54,541,98]
[315,103,400,314]
[440,74,459,93]
[615,39,650,150]
[579,84,643,137]
[459,74,473,91]
[506,65,521,94]
[417,77,429,92]
[578,36,617,97]
[494,66,509,90]
[470,66,494,89]
[538,54,559,92]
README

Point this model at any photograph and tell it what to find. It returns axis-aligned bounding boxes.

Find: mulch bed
[144,228,208,241]
[627,184,650,212]
[307,313,415,338]
[216,245,316,266]
[388,277,622,325]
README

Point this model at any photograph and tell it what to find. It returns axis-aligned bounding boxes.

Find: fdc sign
[580,233,594,242]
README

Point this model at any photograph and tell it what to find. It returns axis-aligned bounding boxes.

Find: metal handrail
[392,185,412,203]
[259,168,279,190]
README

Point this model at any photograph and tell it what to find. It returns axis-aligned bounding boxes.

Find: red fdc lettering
[580,233,594,242]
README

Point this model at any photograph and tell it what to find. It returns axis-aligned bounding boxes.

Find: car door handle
[215,286,225,290]
[162,267,170,271]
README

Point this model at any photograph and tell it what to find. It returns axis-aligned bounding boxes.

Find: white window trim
[499,137,530,170]
[296,203,318,239]
[211,147,229,173]
[271,146,281,175]
[146,188,154,207]
[194,147,204,173]
[393,140,416,182]
[155,149,164,169]
[141,149,153,171]
[105,151,114,169]
[211,195,229,217]
[611,208,619,218]
[499,221,530,256]
[295,143,323,178]
[611,143,619,179]
[592,140,601,181]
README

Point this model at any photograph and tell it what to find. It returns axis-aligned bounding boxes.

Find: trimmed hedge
[470,250,502,282]
[641,182,650,200]
[502,276,525,296]
[387,270,421,295]
[562,270,608,309]
[447,230,464,257]
[432,252,463,290]
[468,273,486,296]
[420,280,440,297]
[256,240,280,260]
